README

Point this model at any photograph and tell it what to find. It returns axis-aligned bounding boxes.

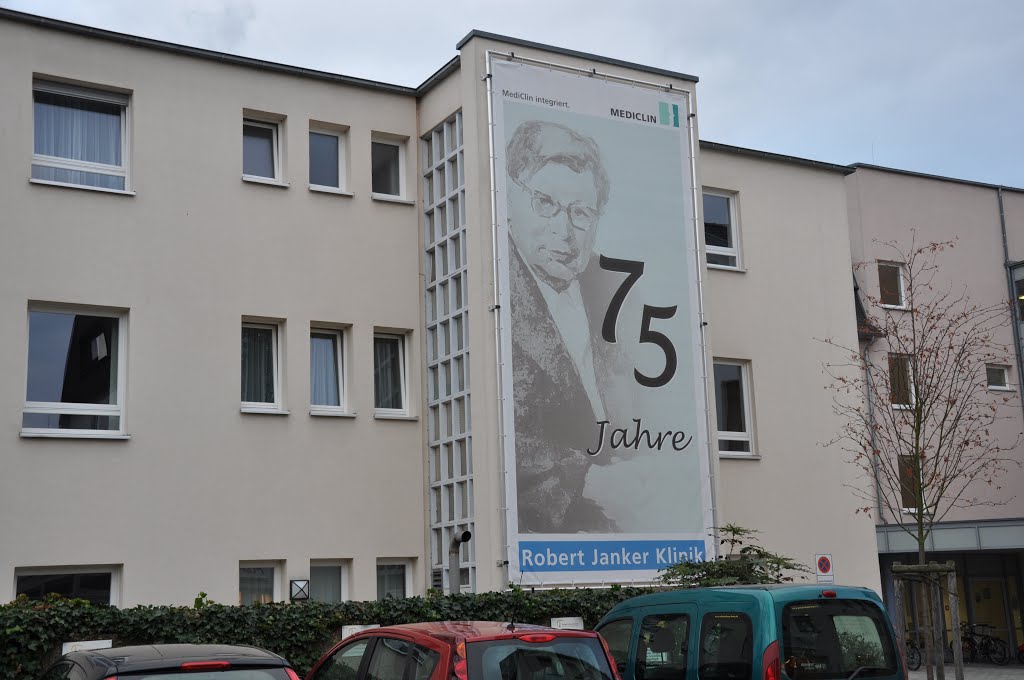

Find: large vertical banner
[491,57,714,585]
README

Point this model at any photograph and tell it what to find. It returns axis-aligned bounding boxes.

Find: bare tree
[825,234,1021,566]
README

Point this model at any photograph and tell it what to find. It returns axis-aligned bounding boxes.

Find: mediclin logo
[610,102,680,127]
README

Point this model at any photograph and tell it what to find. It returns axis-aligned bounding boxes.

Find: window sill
[719,452,760,460]
[880,304,909,311]
[373,412,418,421]
[20,430,131,440]
[309,185,354,197]
[240,406,290,415]
[242,175,289,188]
[310,409,357,418]
[371,193,415,205]
[29,178,135,196]
[707,263,746,273]
[988,386,1015,392]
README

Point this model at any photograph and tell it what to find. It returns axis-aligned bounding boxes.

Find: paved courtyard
[910,666,1024,680]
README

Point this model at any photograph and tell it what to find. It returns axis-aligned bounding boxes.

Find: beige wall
[0,20,427,605]
[846,168,1024,525]
[701,150,882,591]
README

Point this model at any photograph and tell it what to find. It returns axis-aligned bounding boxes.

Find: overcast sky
[5,0,1022,187]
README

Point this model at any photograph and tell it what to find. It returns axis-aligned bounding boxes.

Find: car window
[639,614,689,680]
[40,661,73,680]
[698,612,752,680]
[781,600,897,679]
[410,643,441,680]
[596,618,633,671]
[316,638,372,680]
[467,636,614,680]
[366,637,413,680]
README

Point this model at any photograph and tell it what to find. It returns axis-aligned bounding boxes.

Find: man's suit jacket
[508,241,629,534]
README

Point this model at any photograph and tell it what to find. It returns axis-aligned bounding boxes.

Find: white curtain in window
[34,92,121,166]
[310,333,340,406]
[310,565,342,603]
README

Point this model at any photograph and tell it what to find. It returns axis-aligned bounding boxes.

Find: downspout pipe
[997,187,1024,415]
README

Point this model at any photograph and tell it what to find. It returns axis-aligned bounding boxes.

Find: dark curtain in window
[374,337,403,409]
[242,327,275,403]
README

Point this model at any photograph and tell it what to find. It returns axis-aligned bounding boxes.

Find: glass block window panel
[878,263,904,307]
[377,564,406,600]
[422,112,474,593]
[33,83,127,191]
[714,362,752,453]
[374,334,405,411]
[311,331,342,407]
[243,121,277,179]
[372,141,401,195]
[309,131,340,188]
[703,192,739,268]
[239,566,275,605]
[24,308,124,433]
[242,324,277,405]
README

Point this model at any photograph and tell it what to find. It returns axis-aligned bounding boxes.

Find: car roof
[601,584,882,615]
[367,621,596,644]
[64,644,289,675]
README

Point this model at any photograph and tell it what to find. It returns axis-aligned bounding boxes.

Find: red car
[305,621,619,680]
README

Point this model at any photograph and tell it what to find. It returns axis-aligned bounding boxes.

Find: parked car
[594,585,903,680]
[40,643,299,680]
[305,621,618,680]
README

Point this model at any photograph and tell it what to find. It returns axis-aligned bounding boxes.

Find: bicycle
[951,622,1009,665]
[904,636,922,671]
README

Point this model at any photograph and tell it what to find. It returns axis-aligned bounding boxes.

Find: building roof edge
[456,29,699,83]
[415,56,461,97]
[699,140,855,175]
[850,163,1024,194]
[0,7,418,95]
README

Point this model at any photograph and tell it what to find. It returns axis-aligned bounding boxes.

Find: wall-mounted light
[290,579,309,602]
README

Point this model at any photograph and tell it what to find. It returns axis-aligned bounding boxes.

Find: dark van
[595,585,904,680]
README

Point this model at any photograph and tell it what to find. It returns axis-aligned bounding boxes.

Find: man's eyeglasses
[513,178,600,231]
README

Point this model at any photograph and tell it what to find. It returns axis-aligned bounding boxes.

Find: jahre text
[586,418,692,456]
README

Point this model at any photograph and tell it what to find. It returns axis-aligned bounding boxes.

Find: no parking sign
[815,553,834,583]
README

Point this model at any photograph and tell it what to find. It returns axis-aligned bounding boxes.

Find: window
[242,321,282,411]
[372,138,405,197]
[639,614,690,680]
[311,328,345,413]
[987,364,1012,390]
[898,455,920,512]
[313,639,371,680]
[309,128,348,191]
[888,354,913,407]
[377,562,408,600]
[310,562,348,603]
[23,305,127,437]
[713,361,753,453]
[781,600,897,679]
[239,562,280,605]
[243,119,280,181]
[32,80,129,192]
[698,612,752,680]
[595,619,633,673]
[374,333,407,414]
[16,566,120,606]
[366,637,413,680]
[877,262,906,307]
[703,191,740,268]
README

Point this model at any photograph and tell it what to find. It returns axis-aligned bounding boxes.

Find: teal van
[594,585,903,680]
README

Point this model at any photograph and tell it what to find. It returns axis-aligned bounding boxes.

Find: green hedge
[1,586,652,679]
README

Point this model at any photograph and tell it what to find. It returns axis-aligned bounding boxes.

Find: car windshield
[467,636,614,680]
[127,670,291,680]
[781,600,898,680]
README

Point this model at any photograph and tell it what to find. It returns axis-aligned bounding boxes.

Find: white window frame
[713,359,755,456]
[238,560,283,605]
[703,189,742,271]
[308,126,350,195]
[22,303,128,439]
[309,559,350,603]
[986,364,1013,391]
[31,80,131,194]
[370,136,407,200]
[373,332,408,417]
[375,558,413,599]
[877,261,907,309]
[14,564,122,606]
[242,118,282,184]
[241,321,284,414]
[310,327,350,415]
[888,353,915,409]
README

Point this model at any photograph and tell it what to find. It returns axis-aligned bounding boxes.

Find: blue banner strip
[519,540,706,572]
